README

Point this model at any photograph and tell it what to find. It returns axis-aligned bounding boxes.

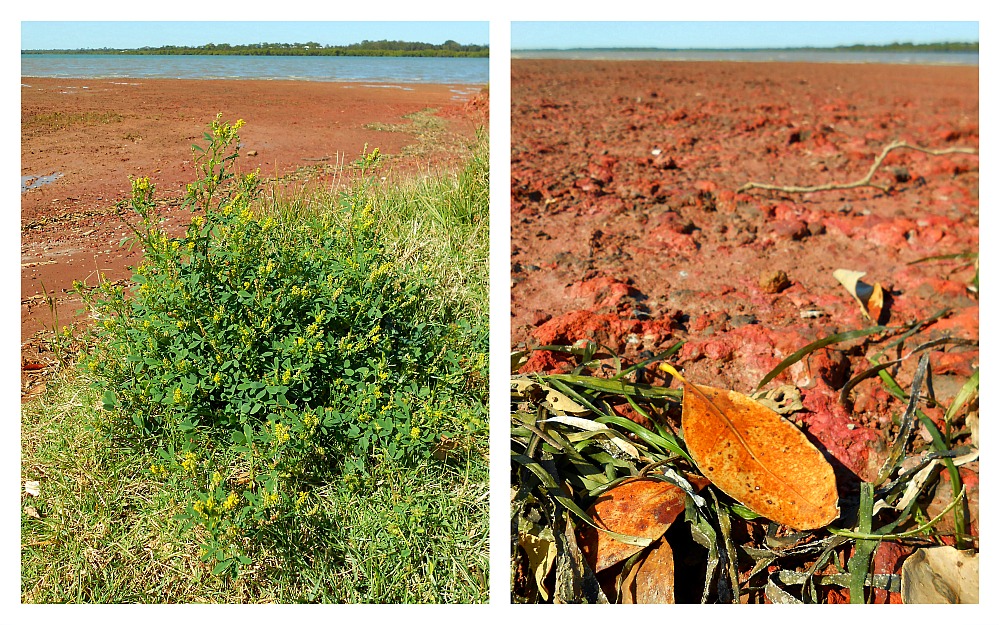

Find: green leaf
[846,482,878,604]
[102,389,118,410]
[212,559,234,575]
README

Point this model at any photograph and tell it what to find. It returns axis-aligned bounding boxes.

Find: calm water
[21,54,489,84]
[512,49,978,66]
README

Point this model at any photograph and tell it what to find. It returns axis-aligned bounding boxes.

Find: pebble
[758,269,791,294]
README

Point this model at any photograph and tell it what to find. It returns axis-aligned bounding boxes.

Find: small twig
[737,140,978,194]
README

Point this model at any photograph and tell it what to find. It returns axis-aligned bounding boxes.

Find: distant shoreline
[21,40,489,58]
[512,42,977,54]
[511,48,978,66]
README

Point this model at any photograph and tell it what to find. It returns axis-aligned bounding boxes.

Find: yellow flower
[223,491,239,511]
[181,452,196,473]
[273,421,291,445]
[410,427,420,439]
[294,491,308,510]
[262,490,280,508]
[131,176,151,196]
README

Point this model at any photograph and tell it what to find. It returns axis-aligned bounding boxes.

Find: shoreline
[511,55,978,67]
[21,75,489,86]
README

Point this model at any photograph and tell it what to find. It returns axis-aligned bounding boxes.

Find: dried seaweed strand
[738,140,977,194]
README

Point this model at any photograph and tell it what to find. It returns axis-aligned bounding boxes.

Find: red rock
[644,224,699,254]
[715,190,737,212]
[929,305,978,339]
[826,588,851,604]
[821,215,858,238]
[767,219,809,241]
[518,349,574,374]
[932,351,977,377]
[864,218,915,248]
[587,162,614,185]
[565,276,636,311]
[688,311,729,334]
[532,310,650,355]
[913,225,946,247]
[701,336,737,362]
[800,385,885,481]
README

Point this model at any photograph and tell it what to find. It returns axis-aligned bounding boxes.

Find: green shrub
[77,115,486,575]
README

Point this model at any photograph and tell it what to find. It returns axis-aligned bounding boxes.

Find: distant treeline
[22,39,489,57]
[516,41,978,54]
[805,41,977,53]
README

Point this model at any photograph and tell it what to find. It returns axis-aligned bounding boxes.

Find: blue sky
[20,21,489,50]
[512,21,979,50]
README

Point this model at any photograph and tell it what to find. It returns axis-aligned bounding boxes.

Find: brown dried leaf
[540,386,589,416]
[432,435,460,461]
[578,477,690,573]
[620,536,676,604]
[667,365,839,530]
[519,522,557,601]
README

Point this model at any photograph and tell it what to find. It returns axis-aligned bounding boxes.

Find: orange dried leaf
[578,477,689,573]
[665,365,839,530]
[620,536,676,604]
[867,282,887,324]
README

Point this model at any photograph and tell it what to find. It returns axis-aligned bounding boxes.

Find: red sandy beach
[21,77,487,373]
